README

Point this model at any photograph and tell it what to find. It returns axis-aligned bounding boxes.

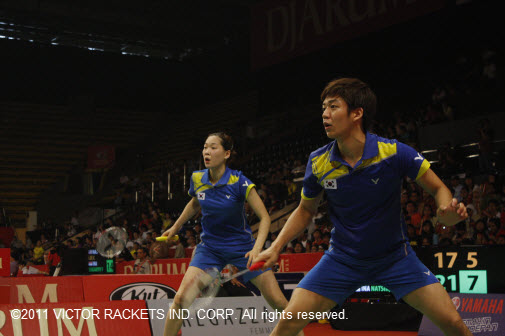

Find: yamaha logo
[452,296,461,311]
[110,282,177,301]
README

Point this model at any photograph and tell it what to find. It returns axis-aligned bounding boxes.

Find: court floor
[304,322,418,336]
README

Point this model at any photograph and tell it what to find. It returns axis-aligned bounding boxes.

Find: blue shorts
[297,246,439,307]
[189,243,266,283]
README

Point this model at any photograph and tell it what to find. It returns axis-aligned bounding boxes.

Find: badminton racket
[185,261,265,312]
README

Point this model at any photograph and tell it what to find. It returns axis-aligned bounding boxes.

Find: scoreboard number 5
[466,252,477,268]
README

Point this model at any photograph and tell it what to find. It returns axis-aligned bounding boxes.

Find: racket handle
[248,261,265,271]
[156,235,179,242]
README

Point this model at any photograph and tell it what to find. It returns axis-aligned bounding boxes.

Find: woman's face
[202,135,229,169]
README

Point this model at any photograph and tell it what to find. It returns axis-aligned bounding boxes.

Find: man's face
[322,96,357,139]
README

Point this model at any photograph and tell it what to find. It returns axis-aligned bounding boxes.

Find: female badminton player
[162,132,304,336]
[255,78,472,336]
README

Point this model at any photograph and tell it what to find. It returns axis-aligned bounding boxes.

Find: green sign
[459,270,487,294]
[106,259,114,273]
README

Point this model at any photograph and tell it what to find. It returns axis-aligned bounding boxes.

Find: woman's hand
[245,247,262,268]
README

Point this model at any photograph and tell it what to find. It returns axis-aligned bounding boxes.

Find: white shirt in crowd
[133,259,151,274]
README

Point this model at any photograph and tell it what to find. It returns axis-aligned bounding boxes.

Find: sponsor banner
[0,229,15,248]
[116,253,324,275]
[87,145,115,170]
[275,272,306,300]
[82,274,182,302]
[251,0,445,69]
[419,293,505,335]
[0,277,84,304]
[148,296,279,336]
[0,300,151,336]
[278,252,323,272]
[116,258,191,275]
[0,248,10,277]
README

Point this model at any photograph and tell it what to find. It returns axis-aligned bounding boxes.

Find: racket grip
[156,235,179,242]
[249,261,265,271]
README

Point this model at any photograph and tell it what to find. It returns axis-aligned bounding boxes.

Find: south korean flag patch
[323,179,337,190]
[197,192,206,200]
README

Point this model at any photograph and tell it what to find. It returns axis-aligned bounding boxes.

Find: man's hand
[253,247,280,271]
[437,198,468,226]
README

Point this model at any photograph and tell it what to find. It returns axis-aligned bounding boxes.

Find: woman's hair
[207,132,238,165]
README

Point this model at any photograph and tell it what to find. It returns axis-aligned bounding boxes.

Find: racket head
[187,267,222,312]
[96,227,128,258]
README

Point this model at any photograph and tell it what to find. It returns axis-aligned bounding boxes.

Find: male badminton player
[255,78,472,336]
[162,132,304,336]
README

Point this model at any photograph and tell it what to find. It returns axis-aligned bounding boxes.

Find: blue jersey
[302,132,431,260]
[188,167,256,248]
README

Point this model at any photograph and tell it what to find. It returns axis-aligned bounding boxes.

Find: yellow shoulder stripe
[416,159,431,180]
[357,142,397,170]
[301,188,317,200]
[311,151,331,178]
[227,174,240,185]
[193,172,212,193]
[245,184,256,200]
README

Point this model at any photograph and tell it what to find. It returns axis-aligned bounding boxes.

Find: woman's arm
[161,197,201,237]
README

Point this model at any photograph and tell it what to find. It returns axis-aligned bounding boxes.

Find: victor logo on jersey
[415,153,424,161]
[323,179,337,189]
[197,192,205,200]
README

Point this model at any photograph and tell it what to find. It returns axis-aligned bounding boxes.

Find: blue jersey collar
[202,167,232,186]
[330,132,379,165]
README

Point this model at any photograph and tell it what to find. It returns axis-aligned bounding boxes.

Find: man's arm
[416,169,467,226]
[254,192,323,269]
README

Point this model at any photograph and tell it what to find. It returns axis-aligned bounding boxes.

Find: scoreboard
[353,246,505,297]
[415,245,505,294]
[87,249,115,274]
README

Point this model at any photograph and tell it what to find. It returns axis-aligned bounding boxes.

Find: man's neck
[336,128,366,167]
